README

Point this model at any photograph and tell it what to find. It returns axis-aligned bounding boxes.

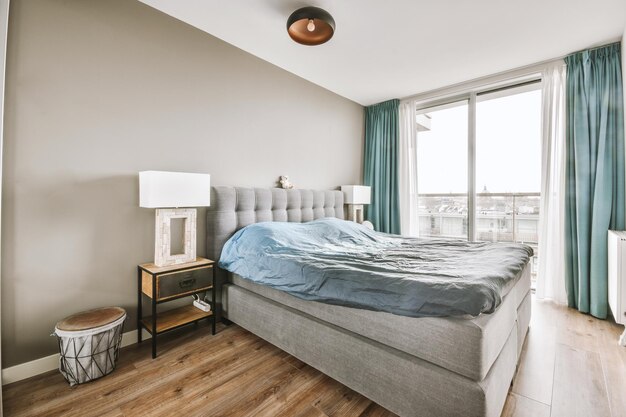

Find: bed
[207,187,532,417]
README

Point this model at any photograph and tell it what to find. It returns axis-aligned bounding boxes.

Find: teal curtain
[363,99,400,234]
[564,42,625,319]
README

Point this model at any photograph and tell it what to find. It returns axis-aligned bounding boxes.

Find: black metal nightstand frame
[137,259,216,358]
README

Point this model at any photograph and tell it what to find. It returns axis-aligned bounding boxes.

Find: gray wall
[1,0,363,367]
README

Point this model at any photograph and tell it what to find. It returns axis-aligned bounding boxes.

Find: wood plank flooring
[507,297,626,417]
[4,296,626,417]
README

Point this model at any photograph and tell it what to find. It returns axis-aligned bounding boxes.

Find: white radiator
[607,230,626,346]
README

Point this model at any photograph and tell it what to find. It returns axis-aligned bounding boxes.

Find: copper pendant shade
[287,7,335,46]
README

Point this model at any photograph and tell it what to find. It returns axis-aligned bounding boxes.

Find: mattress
[230,262,531,381]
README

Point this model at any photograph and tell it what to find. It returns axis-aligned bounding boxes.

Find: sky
[416,89,541,194]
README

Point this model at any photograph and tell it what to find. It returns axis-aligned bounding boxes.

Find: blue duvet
[219,218,533,317]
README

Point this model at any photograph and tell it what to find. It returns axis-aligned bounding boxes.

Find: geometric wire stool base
[56,318,125,386]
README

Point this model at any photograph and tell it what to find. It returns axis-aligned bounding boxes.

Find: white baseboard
[1,329,151,385]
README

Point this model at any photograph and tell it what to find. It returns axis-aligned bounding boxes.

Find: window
[416,101,468,239]
[415,80,542,280]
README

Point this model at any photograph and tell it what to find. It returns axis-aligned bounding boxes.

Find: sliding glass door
[416,100,469,240]
[475,84,541,276]
[414,81,542,279]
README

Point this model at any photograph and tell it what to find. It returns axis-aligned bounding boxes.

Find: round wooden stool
[56,307,126,332]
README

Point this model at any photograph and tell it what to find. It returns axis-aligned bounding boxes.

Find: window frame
[414,77,542,241]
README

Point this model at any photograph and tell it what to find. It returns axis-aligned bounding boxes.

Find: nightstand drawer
[142,266,213,301]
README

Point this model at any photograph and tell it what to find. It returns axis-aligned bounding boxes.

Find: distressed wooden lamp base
[154,208,196,267]
[347,204,365,224]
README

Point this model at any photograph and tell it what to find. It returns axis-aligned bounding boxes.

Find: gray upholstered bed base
[230,265,531,382]
[223,284,530,417]
[207,187,530,417]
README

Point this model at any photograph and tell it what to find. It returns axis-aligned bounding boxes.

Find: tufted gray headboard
[206,186,344,263]
[206,187,344,320]
[205,186,344,322]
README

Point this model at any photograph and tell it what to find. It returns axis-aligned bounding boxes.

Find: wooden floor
[4,296,626,417]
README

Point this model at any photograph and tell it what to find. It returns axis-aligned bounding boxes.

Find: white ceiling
[139,0,626,106]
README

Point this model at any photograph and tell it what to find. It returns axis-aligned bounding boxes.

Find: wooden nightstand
[137,257,216,358]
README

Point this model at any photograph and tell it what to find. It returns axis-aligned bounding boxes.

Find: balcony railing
[417,192,540,241]
[417,192,540,279]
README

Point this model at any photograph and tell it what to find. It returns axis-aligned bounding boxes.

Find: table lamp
[341,185,371,224]
[139,171,210,267]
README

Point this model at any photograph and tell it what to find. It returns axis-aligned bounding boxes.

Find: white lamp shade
[341,185,371,205]
[139,171,211,208]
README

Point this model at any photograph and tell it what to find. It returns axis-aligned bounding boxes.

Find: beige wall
[1,0,363,367]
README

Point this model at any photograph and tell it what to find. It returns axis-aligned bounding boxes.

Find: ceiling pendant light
[287,6,335,46]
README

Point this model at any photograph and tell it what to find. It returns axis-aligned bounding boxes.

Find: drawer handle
[179,277,196,289]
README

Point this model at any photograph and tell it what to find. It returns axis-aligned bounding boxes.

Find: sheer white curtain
[398,100,419,236]
[536,62,568,304]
